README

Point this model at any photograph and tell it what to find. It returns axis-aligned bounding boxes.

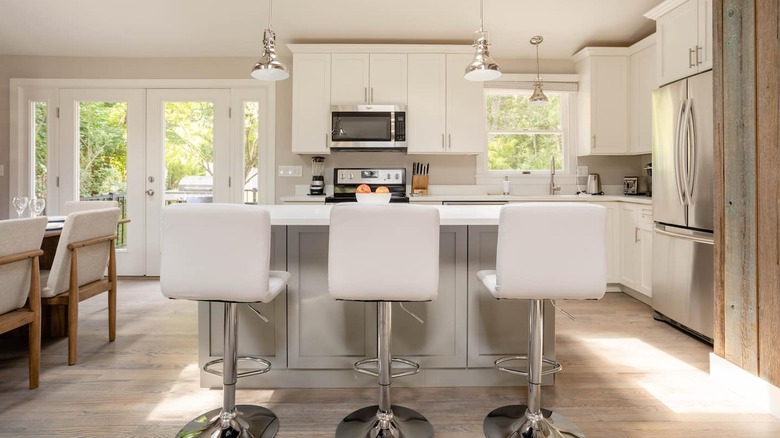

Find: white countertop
[280,194,653,205]
[264,203,633,226]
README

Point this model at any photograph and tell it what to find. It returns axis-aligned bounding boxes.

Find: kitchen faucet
[550,156,561,195]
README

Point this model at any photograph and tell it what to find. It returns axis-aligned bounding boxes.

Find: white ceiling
[0,0,662,60]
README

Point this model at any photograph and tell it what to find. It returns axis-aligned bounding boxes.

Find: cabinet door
[590,56,629,153]
[407,54,447,154]
[656,0,698,86]
[446,54,486,154]
[638,208,654,297]
[591,202,619,283]
[369,54,407,105]
[697,0,713,71]
[619,204,639,289]
[630,45,656,154]
[331,53,370,104]
[291,54,331,154]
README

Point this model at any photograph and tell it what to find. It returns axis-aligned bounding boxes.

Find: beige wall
[0,54,646,216]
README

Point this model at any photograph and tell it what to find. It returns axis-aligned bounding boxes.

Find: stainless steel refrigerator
[651,70,714,342]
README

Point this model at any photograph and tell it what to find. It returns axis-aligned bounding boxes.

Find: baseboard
[710,353,780,420]
[618,285,652,305]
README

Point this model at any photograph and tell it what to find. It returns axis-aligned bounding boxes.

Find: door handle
[689,48,696,68]
[146,189,155,196]
[686,99,697,206]
[654,226,714,245]
[674,100,687,206]
[364,88,368,103]
[448,134,451,150]
[370,88,374,103]
[441,133,445,150]
[696,45,702,65]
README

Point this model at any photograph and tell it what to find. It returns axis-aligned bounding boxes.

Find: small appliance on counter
[624,174,650,196]
[644,163,652,197]
[577,173,603,195]
[309,156,325,195]
[324,167,409,204]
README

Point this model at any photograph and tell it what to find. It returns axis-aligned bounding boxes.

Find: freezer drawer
[651,224,713,340]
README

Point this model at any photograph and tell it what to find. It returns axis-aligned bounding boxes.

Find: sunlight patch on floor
[145,362,277,422]
[583,338,763,414]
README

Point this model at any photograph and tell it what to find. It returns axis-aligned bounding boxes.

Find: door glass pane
[244,101,259,205]
[33,102,48,202]
[78,101,128,248]
[163,102,215,205]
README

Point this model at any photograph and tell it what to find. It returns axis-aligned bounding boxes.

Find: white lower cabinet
[591,202,620,283]
[619,203,653,298]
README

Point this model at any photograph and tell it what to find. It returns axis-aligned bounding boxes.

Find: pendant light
[251,0,289,81]
[464,0,502,82]
[529,35,549,105]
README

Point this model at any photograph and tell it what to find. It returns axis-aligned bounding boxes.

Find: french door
[15,81,275,276]
[58,89,146,275]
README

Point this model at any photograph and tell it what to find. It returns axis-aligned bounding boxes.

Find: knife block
[412,175,429,196]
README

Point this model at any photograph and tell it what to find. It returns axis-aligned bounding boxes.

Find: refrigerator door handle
[674,100,688,206]
[654,225,714,245]
[686,98,697,206]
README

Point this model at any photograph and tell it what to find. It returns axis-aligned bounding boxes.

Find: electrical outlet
[577,165,589,177]
[278,165,302,177]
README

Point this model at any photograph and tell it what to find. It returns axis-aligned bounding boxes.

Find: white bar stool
[328,204,440,438]
[161,204,290,438]
[477,203,607,438]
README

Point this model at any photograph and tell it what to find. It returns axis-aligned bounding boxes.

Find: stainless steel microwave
[329,104,406,151]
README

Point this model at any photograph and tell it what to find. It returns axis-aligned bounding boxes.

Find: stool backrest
[495,203,607,300]
[160,203,273,303]
[328,204,440,301]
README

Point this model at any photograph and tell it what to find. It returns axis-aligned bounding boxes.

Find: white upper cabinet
[573,49,630,155]
[291,53,331,154]
[406,53,485,154]
[331,53,407,105]
[646,0,713,86]
[629,35,657,155]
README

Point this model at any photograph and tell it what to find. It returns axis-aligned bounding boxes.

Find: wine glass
[12,196,29,218]
[30,198,46,217]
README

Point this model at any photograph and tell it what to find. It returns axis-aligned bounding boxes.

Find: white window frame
[475,74,579,186]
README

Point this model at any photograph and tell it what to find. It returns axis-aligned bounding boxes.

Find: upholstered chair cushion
[41,208,120,297]
[160,203,290,303]
[63,200,119,214]
[477,203,607,300]
[0,217,47,314]
[328,204,440,302]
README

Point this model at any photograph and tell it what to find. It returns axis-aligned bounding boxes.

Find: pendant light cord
[479,0,484,31]
[536,44,541,80]
[268,0,273,29]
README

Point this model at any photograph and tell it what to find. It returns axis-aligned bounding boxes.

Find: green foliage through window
[486,91,564,171]
[79,101,127,197]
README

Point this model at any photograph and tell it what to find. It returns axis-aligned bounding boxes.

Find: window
[484,89,569,173]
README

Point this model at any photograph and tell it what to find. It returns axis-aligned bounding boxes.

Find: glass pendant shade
[464,31,502,81]
[251,28,289,81]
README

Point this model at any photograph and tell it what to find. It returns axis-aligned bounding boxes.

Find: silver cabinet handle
[635,227,640,243]
[448,133,452,150]
[441,133,445,150]
[591,135,596,149]
[696,45,702,65]
[364,88,367,103]
[325,133,330,148]
[370,88,374,103]
[145,189,155,196]
[689,48,696,68]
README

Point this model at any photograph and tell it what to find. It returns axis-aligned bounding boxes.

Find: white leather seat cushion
[160,204,288,303]
[479,203,607,300]
[328,204,440,302]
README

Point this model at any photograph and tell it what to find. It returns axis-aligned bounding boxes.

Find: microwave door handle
[686,98,697,206]
[674,99,687,206]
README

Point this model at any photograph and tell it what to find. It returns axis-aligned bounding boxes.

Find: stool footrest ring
[353,357,421,379]
[494,355,562,377]
[204,356,272,378]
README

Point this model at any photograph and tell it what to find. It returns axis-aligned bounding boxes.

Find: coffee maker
[309,156,325,195]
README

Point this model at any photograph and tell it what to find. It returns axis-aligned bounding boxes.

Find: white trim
[710,353,780,420]
[490,73,579,83]
[644,0,689,20]
[571,47,632,63]
[629,33,657,53]
[11,78,265,88]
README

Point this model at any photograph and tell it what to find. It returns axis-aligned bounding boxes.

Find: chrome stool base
[176,404,279,438]
[483,405,584,438]
[336,405,434,438]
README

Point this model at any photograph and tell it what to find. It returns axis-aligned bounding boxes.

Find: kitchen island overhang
[195,204,599,389]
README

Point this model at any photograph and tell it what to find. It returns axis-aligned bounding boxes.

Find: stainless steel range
[324,168,409,204]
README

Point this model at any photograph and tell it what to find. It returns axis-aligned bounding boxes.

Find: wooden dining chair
[0,217,47,389]
[40,208,120,365]
[63,200,118,214]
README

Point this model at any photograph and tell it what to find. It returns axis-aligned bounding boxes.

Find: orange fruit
[376,186,390,193]
[356,184,371,193]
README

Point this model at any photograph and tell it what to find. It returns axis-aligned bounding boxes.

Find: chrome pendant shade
[464,0,501,82]
[529,35,548,105]
[251,0,289,81]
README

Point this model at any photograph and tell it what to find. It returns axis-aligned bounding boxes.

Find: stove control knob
[348,173,354,180]
[386,173,391,180]
[395,173,400,180]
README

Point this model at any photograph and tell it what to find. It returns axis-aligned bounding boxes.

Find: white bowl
[356,192,391,205]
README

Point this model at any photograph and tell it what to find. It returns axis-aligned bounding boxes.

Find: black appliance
[324,168,409,204]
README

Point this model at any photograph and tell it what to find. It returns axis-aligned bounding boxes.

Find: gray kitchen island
[196,205,561,388]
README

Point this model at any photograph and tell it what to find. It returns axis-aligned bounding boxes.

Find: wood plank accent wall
[715,0,780,387]
[756,0,780,386]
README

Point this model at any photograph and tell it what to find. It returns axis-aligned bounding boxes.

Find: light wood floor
[2,279,779,437]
